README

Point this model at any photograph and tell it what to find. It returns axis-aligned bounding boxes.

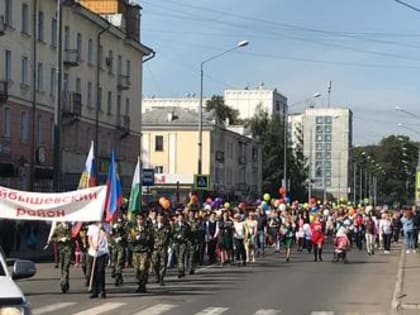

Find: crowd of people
[45,196,420,299]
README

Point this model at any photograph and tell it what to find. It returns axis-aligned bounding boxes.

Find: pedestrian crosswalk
[31,302,389,315]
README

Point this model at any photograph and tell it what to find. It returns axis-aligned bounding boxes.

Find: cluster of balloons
[259,188,292,212]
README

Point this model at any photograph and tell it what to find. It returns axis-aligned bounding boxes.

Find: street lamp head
[395,106,402,111]
[312,92,321,98]
[237,40,249,48]
[397,123,403,127]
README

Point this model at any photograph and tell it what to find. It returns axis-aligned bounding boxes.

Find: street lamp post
[198,40,249,175]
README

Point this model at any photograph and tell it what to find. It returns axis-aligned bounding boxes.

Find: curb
[391,247,405,311]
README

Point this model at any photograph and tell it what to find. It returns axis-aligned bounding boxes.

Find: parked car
[0,246,36,315]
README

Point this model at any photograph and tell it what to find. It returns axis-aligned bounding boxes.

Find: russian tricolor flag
[71,141,96,237]
[104,150,122,223]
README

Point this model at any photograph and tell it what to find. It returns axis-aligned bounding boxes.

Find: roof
[142,107,217,127]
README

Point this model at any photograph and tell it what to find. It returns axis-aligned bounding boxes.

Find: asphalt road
[16,242,401,315]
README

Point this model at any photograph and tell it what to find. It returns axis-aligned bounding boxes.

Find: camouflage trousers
[174,243,187,274]
[152,247,168,281]
[58,246,71,288]
[186,241,199,273]
[111,245,126,277]
[132,251,150,286]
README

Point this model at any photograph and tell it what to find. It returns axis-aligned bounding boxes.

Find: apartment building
[0,0,153,191]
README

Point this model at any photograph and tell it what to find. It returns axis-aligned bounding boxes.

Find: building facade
[224,84,288,120]
[288,113,303,151]
[302,107,353,200]
[141,107,262,201]
[142,96,210,114]
[0,0,152,191]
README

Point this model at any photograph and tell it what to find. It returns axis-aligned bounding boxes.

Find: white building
[224,84,288,120]
[302,107,353,200]
[288,113,303,151]
[0,0,153,191]
[142,96,209,113]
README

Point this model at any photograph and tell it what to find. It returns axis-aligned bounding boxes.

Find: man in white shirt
[87,222,110,298]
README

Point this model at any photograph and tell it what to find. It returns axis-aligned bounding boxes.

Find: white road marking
[254,309,281,315]
[194,307,229,315]
[132,304,177,315]
[33,302,77,315]
[72,302,126,315]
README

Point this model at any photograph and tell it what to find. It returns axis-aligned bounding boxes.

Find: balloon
[215,197,223,203]
[309,197,317,205]
[256,199,261,205]
[310,206,318,213]
[206,197,213,204]
[159,197,167,206]
[238,202,246,210]
[285,197,291,204]
[278,186,286,196]
[261,201,269,211]
[263,193,271,202]
[190,195,198,204]
[161,199,171,210]
[224,202,230,209]
[303,203,309,209]
[210,201,217,209]
[273,199,281,208]
[279,203,286,211]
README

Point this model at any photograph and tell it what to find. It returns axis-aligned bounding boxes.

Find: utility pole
[53,0,63,192]
[327,80,332,108]
[353,162,357,205]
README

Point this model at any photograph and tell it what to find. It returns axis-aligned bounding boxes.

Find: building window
[21,4,29,35]
[76,33,82,60]
[125,98,130,115]
[36,115,42,144]
[19,111,27,142]
[324,125,332,133]
[325,116,332,124]
[3,107,11,138]
[5,0,13,26]
[126,59,131,78]
[107,91,112,115]
[117,95,121,116]
[154,166,163,174]
[21,56,29,85]
[64,26,70,50]
[276,101,280,111]
[98,87,102,111]
[36,62,43,91]
[88,39,93,64]
[50,67,56,96]
[155,136,163,152]
[98,45,103,68]
[4,50,12,81]
[87,82,92,108]
[75,77,81,94]
[63,73,69,95]
[324,134,332,142]
[38,11,44,41]
[51,18,57,47]
[117,55,122,75]
[107,50,113,73]
[50,118,54,146]
[316,116,324,124]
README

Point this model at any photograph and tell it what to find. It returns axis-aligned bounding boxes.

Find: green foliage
[248,105,308,200]
[354,135,419,206]
[206,95,240,125]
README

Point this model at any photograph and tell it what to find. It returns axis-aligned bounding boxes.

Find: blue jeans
[404,230,415,250]
[257,231,265,253]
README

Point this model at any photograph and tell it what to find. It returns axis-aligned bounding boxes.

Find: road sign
[142,168,155,186]
[194,174,210,190]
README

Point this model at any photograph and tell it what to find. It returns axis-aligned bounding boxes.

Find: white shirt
[233,222,245,239]
[87,224,109,257]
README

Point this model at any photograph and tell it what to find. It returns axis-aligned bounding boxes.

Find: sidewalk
[397,248,420,311]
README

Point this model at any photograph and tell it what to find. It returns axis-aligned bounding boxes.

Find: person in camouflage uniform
[111,214,128,286]
[152,212,171,286]
[172,212,190,279]
[128,212,153,293]
[76,223,91,287]
[52,222,72,293]
[186,209,200,275]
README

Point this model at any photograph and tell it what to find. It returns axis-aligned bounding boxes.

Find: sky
[139,0,420,145]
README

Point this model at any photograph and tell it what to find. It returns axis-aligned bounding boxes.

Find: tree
[206,95,240,124]
[248,104,308,200]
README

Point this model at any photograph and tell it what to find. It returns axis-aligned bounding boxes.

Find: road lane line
[194,307,229,315]
[132,304,177,315]
[254,309,281,315]
[310,312,335,315]
[72,302,126,315]
[33,302,77,315]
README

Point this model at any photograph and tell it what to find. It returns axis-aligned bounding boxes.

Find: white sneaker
[406,250,410,254]
[413,250,417,254]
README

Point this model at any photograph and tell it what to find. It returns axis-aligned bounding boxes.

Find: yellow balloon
[224,202,230,209]
[263,193,271,202]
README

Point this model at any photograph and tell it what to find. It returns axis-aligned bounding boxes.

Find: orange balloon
[159,197,166,206]
[191,195,198,204]
[161,199,171,210]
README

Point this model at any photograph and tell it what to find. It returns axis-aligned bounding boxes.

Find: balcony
[63,92,82,120]
[63,49,79,67]
[116,114,130,137]
[0,80,8,104]
[215,151,225,163]
[117,74,130,90]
